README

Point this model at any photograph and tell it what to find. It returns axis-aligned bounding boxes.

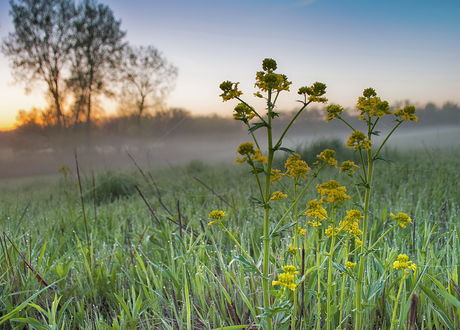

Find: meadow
[0,142,458,329]
[1,58,460,330]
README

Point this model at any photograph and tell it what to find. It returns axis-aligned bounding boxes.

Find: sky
[0,0,459,129]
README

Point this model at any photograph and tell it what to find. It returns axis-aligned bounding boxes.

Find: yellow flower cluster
[325,104,345,121]
[340,161,359,175]
[305,199,328,227]
[237,142,255,155]
[297,227,307,235]
[262,58,277,72]
[59,165,70,176]
[284,153,311,179]
[233,103,255,121]
[288,244,298,254]
[252,150,268,163]
[219,81,243,101]
[390,212,412,228]
[272,265,298,291]
[316,180,350,203]
[345,261,357,269]
[346,131,371,151]
[325,226,340,238]
[235,142,267,164]
[316,149,338,167]
[255,71,292,92]
[270,191,288,201]
[207,210,226,226]
[270,169,283,183]
[394,105,418,122]
[393,254,417,273]
[338,209,363,238]
[298,82,328,103]
[356,88,392,119]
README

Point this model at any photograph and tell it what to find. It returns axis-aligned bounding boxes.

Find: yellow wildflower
[394,105,418,122]
[255,71,291,92]
[316,149,338,167]
[252,149,268,163]
[355,237,363,247]
[282,265,299,274]
[285,153,311,179]
[270,191,288,201]
[325,226,340,238]
[262,58,277,72]
[316,180,350,203]
[305,199,328,221]
[338,209,363,238]
[272,265,298,291]
[390,212,412,228]
[297,227,307,235]
[237,142,255,155]
[356,88,392,119]
[219,81,243,101]
[340,161,359,175]
[233,103,255,121]
[345,261,357,269]
[59,165,70,175]
[235,142,256,164]
[270,169,283,183]
[208,210,226,226]
[298,82,328,103]
[288,244,298,254]
[308,220,322,227]
[393,254,417,274]
[325,104,345,121]
[346,131,371,151]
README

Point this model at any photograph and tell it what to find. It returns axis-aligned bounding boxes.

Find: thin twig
[127,151,173,216]
[135,185,161,225]
[193,176,234,211]
[74,149,90,249]
[177,200,183,238]
[3,232,50,288]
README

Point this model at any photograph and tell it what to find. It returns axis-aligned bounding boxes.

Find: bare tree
[68,0,125,126]
[119,45,178,122]
[2,0,76,127]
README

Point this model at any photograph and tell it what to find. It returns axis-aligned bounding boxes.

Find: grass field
[0,141,459,329]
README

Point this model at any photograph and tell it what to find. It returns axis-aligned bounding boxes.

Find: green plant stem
[262,89,274,330]
[374,121,402,160]
[291,180,299,330]
[315,229,322,330]
[390,274,406,330]
[275,101,311,148]
[249,160,266,202]
[293,180,299,249]
[245,122,262,150]
[338,116,356,132]
[291,282,298,330]
[339,240,349,324]
[237,97,267,124]
[220,224,252,262]
[370,117,380,133]
[355,140,374,330]
[368,225,398,252]
[326,209,336,330]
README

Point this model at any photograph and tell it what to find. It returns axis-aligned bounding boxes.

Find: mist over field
[0,111,458,179]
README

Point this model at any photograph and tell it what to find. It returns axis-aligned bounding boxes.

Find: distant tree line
[9,101,459,138]
[2,0,177,129]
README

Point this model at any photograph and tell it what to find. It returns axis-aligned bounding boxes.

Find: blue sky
[1,0,459,128]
